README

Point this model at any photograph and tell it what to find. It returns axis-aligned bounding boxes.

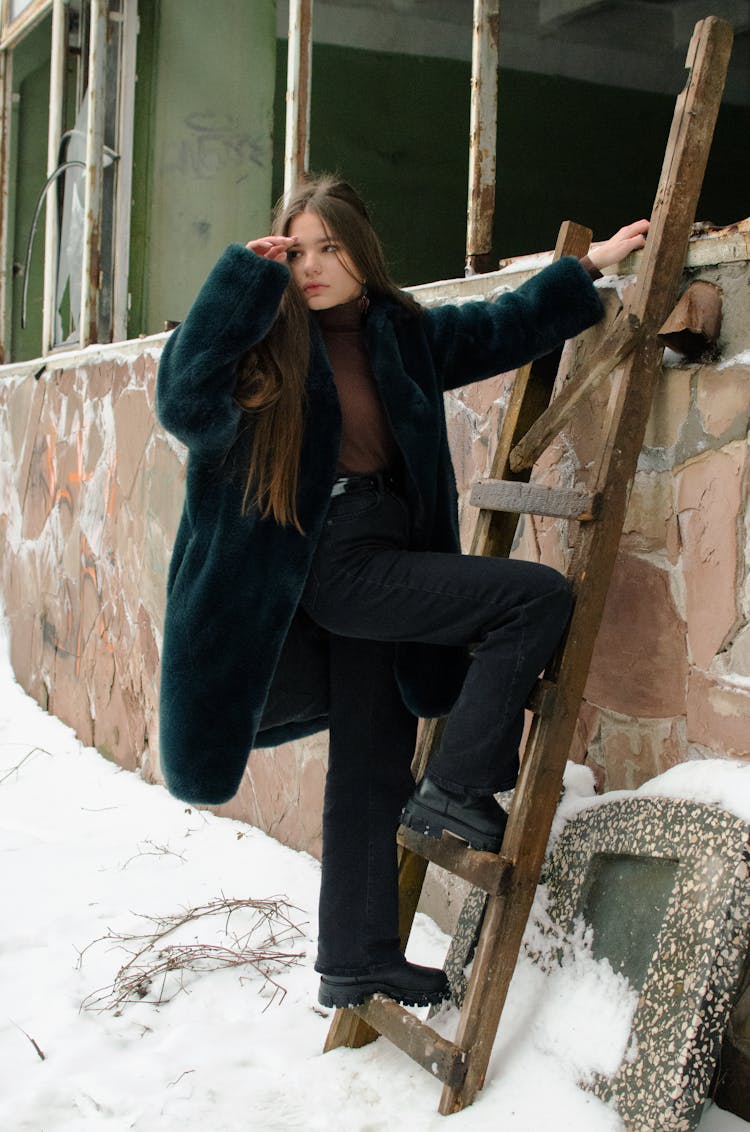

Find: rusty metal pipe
[466,0,500,275]
[284,0,313,199]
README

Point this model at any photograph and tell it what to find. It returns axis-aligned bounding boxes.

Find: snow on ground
[0,624,748,1132]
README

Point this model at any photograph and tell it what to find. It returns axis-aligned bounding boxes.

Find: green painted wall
[134,0,277,333]
[273,42,750,287]
[8,17,51,362]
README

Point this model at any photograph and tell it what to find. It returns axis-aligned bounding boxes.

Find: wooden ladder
[323,16,734,1116]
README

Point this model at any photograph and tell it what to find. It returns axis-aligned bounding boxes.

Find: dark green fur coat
[156,246,603,804]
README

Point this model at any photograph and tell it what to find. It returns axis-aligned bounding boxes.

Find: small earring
[358,282,369,315]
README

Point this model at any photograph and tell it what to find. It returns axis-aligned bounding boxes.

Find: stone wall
[0,231,748,861]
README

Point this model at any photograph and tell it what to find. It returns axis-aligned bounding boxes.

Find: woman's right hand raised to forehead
[245,235,299,262]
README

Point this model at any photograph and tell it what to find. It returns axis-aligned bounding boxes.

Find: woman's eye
[324,243,338,253]
[286,249,300,261]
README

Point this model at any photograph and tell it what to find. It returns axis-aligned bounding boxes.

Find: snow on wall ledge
[0,244,748,864]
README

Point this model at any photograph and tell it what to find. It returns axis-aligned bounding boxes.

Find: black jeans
[301,477,572,975]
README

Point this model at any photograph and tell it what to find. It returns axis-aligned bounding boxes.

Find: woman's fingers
[588,219,650,270]
[245,235,299,262]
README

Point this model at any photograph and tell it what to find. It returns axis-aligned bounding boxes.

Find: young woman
[156,176,648,1011]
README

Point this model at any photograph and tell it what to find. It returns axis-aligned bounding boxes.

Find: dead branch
[79,894,308,1015]
[10,1019,46,1060]
[120,839,187,869]
[0,746,52,785]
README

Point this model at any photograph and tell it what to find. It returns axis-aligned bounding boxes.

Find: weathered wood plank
[526,677,557,718]
[322,1007,379,1052]
[509,309,643,471]
[352,997,468,1089]
[471,479,599,520]
[396,826,513,895]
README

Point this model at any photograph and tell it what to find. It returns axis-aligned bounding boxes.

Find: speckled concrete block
[543,796,750,1132]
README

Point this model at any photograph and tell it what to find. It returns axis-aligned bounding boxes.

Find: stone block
[143,438,186,550]
[113,388,154,500]
[111,361,134,402]
[644,367,692,450]
[586,553,688,719]
[6,373,34,465]
[696,364,750,438]
[622,470,679,561]
[687,670,750,758]
[596,715,685,791]
[21,430,55,542]
[676,443,745,669]
[727,625,750,679]
[87,363,112,400]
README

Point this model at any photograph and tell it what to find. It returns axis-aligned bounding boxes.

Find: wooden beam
[508,308,643,471]
[351,998,468,1089]
[470,479,600,520]
[465,0,499,275]
[396,827,513,896]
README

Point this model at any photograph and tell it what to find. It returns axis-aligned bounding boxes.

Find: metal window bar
[79,0,106,347]
[284,0,313,199]
[111,0,136,343]
[466,0,500,275]
[0,46,11,360]
[41,0,64,353]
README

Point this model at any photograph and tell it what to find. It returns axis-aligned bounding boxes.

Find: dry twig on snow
[0,746,52,785]
[10,1019,46,1061]
[79,895,307,1015]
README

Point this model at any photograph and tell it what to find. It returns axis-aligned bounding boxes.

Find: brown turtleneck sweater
[315,298,400,474]
[314,257,602,475]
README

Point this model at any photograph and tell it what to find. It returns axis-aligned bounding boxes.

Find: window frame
[0,0,137,360]
[1,0,53,50]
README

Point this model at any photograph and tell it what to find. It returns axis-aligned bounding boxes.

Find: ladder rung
[352,996,468,1089]
[470,479,600,520]
[397,825,513,895]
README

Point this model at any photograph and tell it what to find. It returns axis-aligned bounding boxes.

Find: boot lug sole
[401,805,502,854]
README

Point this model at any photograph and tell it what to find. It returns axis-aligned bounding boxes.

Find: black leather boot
[400,776,507,853]
[318,955,449,1009]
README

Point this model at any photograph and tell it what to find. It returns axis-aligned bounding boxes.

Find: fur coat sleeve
[156,244,290,455]
[422,256,604,390]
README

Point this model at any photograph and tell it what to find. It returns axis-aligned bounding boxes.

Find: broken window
[0,0,136,362]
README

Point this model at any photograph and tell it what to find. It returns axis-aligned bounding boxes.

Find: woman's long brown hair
[234,174,420,531]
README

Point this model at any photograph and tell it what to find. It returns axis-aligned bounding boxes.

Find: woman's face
[286,210,363,310]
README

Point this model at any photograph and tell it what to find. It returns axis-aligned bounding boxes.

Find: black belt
[330,471,400,499]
